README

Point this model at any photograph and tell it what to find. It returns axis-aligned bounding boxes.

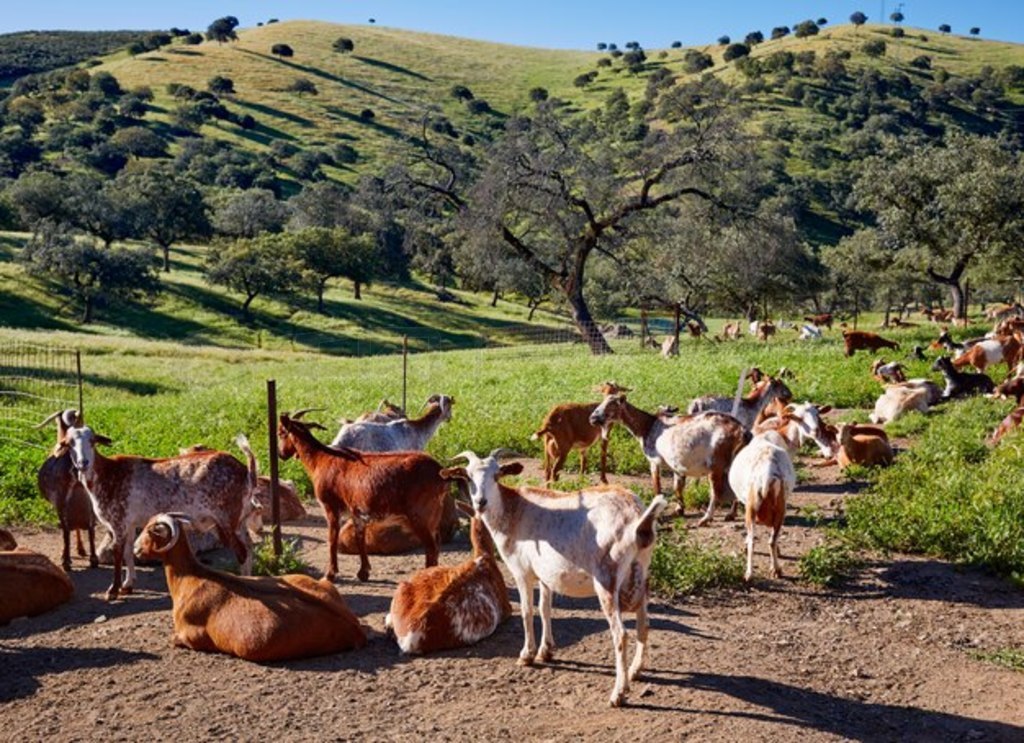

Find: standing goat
[58,425,259,600]
[441,450,667,707]
[842,330,899,357]
[277,413,447,581]
[688,375,793,430]
[385,502,510,654]
[590,393,749,525]
[330,394,453,452]
[531,382,626,484]
[134,513,366,661]
[728,432,795,581]
[35,409,98,571]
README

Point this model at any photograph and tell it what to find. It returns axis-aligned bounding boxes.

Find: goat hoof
[696,517,712,528]
[517,655,535,667]
[536,647,554,663]
[325,570,337,582]
[357,570,370,582]
[609,692,625,708]
[89,557,99,568]
[62,562,72,573]
[122,586,134,595]
[744,573,753,583]
[105,588,119,601]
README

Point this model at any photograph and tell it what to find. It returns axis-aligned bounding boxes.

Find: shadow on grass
[323,106,410,141]
[232,98,315,128]
[352,55,430,81]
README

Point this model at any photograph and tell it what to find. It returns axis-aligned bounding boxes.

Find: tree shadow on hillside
[232,99,314,128]
[352,55,430,81]
[323,106,409,141]
[0,289,75,332]
[238,49,408,106]
[0,363,170,396]
[633,670,1024,739]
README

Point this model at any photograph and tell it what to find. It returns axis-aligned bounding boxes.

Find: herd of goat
[3,306,1024,707]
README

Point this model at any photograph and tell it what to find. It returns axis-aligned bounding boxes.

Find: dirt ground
[3,455,1024,742]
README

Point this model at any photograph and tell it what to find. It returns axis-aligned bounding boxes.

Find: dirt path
[3,456,1024,741]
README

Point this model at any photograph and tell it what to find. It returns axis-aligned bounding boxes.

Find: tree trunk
[317,283,326,314]
[883,290,891,328]
[353,281,362,300]
[162,244,171,273]
[242,293,257,319]
[673,304,681,354]
[640,309,649,350]
[566,287,612,355]
[490,287,499,307]
[527,298,541,322]
[928,262,968,322]
[81,297,93,324]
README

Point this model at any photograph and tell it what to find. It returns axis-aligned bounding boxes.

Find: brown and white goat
[751,402,837,459]
[728,431,795,581]
[35,409,99,571]
[0,534,74,625]
[842,330,899,357]
[722,322,742,340]
[871,359,907,384]
[330,394,453,452]
[531,381,626,484]
[988,406,1024,446]
[277,414,448,582]
[804,313,833,329]
[590,393,749,525]
[951,335,1022,375]
[992,375,1024,406]
[688,375,793,430]
[442,450,667,707]
[836,423,893,468]
[385,502,510,654]
[59,426,258,600]
[134,513,366,661]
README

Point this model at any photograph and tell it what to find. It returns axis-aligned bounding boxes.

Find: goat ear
[439,466,468,481]
[454,500,475,518]
[818,405,832,415]
[498,462,524,478]
[95,434,113,447]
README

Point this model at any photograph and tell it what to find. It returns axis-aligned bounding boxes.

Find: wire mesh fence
[0,342,82,449]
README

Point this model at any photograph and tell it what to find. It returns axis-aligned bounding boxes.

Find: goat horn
[34,410,64,429]
[487,448,519,460]
[452,450,481,465]
[152,514,181,553]
[290,407,325,420]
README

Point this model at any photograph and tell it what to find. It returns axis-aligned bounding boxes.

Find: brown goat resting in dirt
[0,531,74,625]
[531,381,627,484]
[386,502,510,654]
[36,409,99,571]
[836,424,893,468]
[277,413,448,582]
[134,514,365,661]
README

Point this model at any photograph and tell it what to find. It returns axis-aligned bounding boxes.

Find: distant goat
[871,359,907,384]
[330,394,453,452]
[842,330,899,357]
[804,313,833,329]
[688,374,793,431]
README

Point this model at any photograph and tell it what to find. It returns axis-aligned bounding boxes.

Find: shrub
[723,43,751,62]
[650,529,744,597]
[861,39,887,58]
[794,21,819,38]
[528,86,549,102]
[450,84,474,101]
[253,536,308,576]
[466,99,491,114]
[911,55,933,70]
[683,50,713,74]
[271,43,293,58]
[287,78,317,95]
[745,30,764,45]
[360,108,375,120]
[716,36,729,46]
[184,33,204,45]
[891,27,905,38]
[332,37,354,53]
[799,537,863,587]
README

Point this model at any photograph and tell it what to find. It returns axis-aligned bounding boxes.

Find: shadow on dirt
[635,670,1024,740]
[0,645,159,703]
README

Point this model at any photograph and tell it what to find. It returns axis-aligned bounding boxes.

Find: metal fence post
[266,379,282,557]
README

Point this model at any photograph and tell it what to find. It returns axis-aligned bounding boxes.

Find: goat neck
[611,399,659,442]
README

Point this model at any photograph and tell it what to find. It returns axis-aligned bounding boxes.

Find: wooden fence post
[266,379,282,557]
[402,335,409,412]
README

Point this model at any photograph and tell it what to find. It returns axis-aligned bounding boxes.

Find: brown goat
[951,335,1022,375]
[842,330,899,357]
[134,514,366,661]
[36,409,99,571]
[385,503,511,654]
[988,406,1024,446]
[992,376,1024,406]
[836,423,893,468]
[277,414,448,582]
[804,313,833,329]
[337,494,458,555]
[0,534,74,625]
[531,381,627,484]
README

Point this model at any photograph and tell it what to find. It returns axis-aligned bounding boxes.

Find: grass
[253,535,308,577]
[650,528,745,596]
[799,534,864,587]
[970,648,1024,673]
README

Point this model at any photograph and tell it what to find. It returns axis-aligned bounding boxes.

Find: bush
[723,43,751,62]
[650,529,745,597]
[466,99,491,114]
[287,78,317,95]
[910,55,932,70]
[450,84,473,101]
[271,43,293,58]
[332,37,354,53]
[360,108,375,120]
[799,536,863,586]
[794,20,819,38]
[184,33,204,45]
[253,536,308,576]
[716,36,729,46]
[861,39,887,58]
[683,50,713,74]
[891,27,905,38]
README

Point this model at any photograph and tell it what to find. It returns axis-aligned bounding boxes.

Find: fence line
[0,342,83,448]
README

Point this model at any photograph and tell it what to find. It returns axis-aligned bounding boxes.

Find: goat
[330,394,453,452]
[798,324,823,341]
[951,335,1022,375]
[842,330,899,357]
[932,356,996,400]
[441,450,667,707]
[134,513,366,661]
[660,335,678,358]
[869,385,931,424]
[836,423,894,468]
[992,375,1024,406]
[531,381,626,484]
[58,426,258,600]
[590,393,749,525]
[985,302,1024,323]
[751,320,776,342]
[988,406,1024,446]
[804,313,833,329]
[688,375,793,431]
[337,494,459,556]
[35,409,98,571]
[871,359,907,384]
[277,413,447,582]
[722,322,742,340]
[0,533,74,626]
[385,502,510,654]
[751,402,837,459]
[355,399,405,423]
[728,432,795,581]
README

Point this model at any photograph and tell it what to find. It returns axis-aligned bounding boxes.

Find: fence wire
[0,342,82,449]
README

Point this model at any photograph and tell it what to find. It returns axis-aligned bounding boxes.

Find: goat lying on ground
[442,450,667,707]
[531,382,626,484]
[591,393,749,525]
[871,359,907,384]
[35,409,99,571]
[386,502,510,654]
[728,432,795,581]
[992,375,1024,406]
[836,423,893,468]
[278,413,448,581]
[0,530,74,625]
[869,385,931,424]
[932,356,996,400]
[135,513,366,661]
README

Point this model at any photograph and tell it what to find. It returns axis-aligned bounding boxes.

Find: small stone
[94,615,108,623]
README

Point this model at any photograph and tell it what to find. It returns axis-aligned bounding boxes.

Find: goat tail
[235,433,259,494]
[530,427,550,441]
[731,367,749,420]
[633,495,668,550]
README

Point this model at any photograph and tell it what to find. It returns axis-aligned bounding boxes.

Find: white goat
[870,385,930,424]
[727,431,795,581]
[441,450,667,708]
[330,394,453,452]
[798,324,823,341]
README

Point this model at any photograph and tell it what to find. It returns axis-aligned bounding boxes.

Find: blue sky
[2,1,1023,48]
